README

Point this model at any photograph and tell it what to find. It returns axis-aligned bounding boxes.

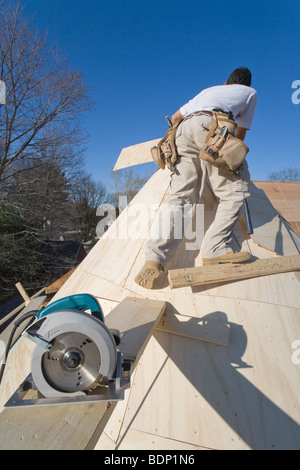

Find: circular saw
[6,294,131,407]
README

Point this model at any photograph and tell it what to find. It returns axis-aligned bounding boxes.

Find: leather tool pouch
[151,119,183,170]
[199,111,249,173]
[219,135,249,171]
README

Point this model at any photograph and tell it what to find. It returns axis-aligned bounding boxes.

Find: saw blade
[41,332,102,393]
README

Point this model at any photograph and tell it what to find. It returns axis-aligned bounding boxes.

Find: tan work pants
[146,114,251,268]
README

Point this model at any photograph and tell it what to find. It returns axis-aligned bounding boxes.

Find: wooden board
[168,254,300,289]
[105,297,166,361]
[253,181,300,237]
[156,312,230,346]
[0,288,46,330]
[0,297,166,450]
[113,428,208,450]
[113,138,161,171]
[100,300,300,450]
[45,266,78,294]
[247,181,300,256]
[0,296,47,348]
[15,282,31,305]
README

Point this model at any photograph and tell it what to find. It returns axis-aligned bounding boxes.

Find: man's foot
[202,251,252,266]
[134,261,165,289]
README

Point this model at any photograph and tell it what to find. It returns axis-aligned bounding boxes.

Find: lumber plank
[113,138,161,171]
[156,312,230,346]
[45,266,78,294]
[0,297,166,450]
[104,297,167,361]
[168,254,300,289]
[15,282,30,305]
[0,296,47,347]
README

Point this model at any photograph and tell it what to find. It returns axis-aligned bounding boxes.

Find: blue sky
[21,0,300,188]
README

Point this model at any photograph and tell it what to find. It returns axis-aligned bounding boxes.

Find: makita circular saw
[5,294,131,407]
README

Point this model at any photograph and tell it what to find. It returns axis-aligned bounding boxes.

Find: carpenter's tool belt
[151,110,249,173]
[151,118,183,171]
[199,110,249,173]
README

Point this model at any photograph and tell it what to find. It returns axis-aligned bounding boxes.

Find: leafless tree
[6,157,73,237]
[0,157,74,296]
[111,167,150,207]
[0,1,95,301]
[0,1,92,182]
[71,173,111,242]
[268,167,300,182]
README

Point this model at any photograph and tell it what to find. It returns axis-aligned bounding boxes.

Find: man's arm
[236,126,247,141]
[172,110,183,124]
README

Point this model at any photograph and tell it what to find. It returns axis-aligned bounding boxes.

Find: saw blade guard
[27,302,117,398]
[36,293,105,322]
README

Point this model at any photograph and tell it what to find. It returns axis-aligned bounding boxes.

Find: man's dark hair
[227,67,252,87]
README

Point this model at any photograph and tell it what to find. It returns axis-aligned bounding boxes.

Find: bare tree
[268,167,300,182]
[6,158,73,237]
[0,1,95,301]
[111,168,150,207]
[0,158,74,297]
[71,173,110,242]
[0,1,92,182]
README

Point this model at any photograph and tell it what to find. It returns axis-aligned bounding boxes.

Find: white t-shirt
[180,84,257,129]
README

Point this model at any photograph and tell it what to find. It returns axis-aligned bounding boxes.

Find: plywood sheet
[253,181,300,237]
[116,428,208,450]
[109,300,300,450]
[0,298,166,450]
[113,138,161,171]
[248,181,300,255]
[156,311,230,346]
[1,153,300,450]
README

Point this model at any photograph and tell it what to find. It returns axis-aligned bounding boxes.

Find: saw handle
[37,294,104,323]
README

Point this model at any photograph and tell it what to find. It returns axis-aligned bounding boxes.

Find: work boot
[134,261,165,289]
[202,251,252,266]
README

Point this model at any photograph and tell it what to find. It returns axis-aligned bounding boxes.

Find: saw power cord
[0,310,38,387]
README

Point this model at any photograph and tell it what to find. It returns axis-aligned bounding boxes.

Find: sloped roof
[1,170,300,450]
[253,181,300,236]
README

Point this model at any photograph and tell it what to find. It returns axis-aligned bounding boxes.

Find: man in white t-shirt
[135,67,257,289]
